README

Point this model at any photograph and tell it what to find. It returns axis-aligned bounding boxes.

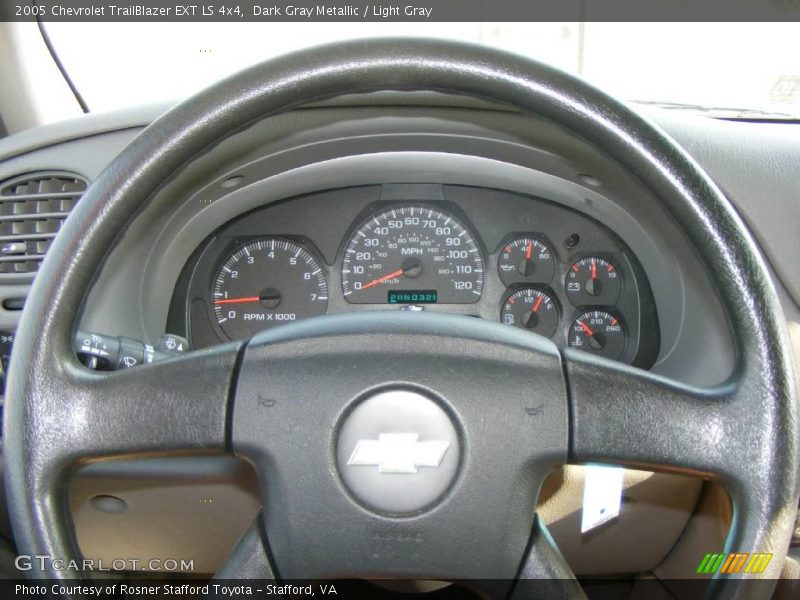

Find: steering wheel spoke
[564,345,798,590]
[510,517,586,600]
[69,343,240,459]
[4,343,239,577]
[565,347,737,480]
[213,514,276,580]
[10,341,239,468]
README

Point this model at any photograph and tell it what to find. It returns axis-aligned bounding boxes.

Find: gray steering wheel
[4,39,798,599]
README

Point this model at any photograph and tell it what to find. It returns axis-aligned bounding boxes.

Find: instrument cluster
[170,185,659,366]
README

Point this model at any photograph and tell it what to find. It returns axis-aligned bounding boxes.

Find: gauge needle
[517,241,535,277]
[578,320,594,337]
[531,295,544,313]
[591,259,597,280]
[359,268,405,291]
[214,296,261,305]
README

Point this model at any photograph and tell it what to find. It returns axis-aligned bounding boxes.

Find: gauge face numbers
[500,288,560,338]
[341,206,484,304]
[566,257,621,305]
[497,237,556,285]
[568,310,626,360]
[212,238,328,340]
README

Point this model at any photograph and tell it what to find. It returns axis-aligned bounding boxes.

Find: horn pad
[336,388,461,515]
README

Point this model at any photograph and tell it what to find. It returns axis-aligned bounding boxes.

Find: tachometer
[212,238,328,340]
[341,205,484,303]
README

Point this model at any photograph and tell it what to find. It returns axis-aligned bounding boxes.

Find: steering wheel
[5,39,798,599]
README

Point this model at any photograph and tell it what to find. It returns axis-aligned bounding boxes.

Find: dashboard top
[0,95,798,310]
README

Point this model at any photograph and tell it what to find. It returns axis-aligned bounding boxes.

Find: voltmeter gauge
[497,237,556,285]
[211,238,328,340]
[500,288,560,338]
[568,310,626,360]
[565,257,621,305]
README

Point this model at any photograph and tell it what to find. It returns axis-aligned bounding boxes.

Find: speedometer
[341,205,484,304]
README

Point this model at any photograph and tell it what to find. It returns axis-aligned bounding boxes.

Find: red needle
[360,268,405,291]
[525,242,533,260]
[214,296,260,305]
[578,321,594,337]
[591,260,597,280]
[531,295,544,313]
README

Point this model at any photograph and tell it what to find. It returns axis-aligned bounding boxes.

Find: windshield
[35,22,800,119]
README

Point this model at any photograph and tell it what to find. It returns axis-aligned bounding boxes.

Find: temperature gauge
[500,288,560,338]
[568,310,626,360]
[497,237,556,285]
[566,257,621,305]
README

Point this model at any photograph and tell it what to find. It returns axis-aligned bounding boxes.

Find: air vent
[0,172,88,275]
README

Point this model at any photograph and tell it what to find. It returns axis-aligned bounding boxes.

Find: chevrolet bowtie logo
[347,433,450,474]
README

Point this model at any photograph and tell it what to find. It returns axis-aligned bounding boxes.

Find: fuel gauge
[501,288,560,338]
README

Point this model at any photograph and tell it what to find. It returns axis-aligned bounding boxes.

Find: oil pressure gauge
[566,257,622,305]
[497,236,556,285]
[500,288,560,338]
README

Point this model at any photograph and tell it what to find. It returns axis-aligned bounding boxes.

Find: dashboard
[169,184,659,366]
[0,96,799,578]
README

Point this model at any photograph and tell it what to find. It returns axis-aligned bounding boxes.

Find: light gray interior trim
[0,105,162,162]
[0,94,507,161]
[647,110,800,309]
[0,284,31,330]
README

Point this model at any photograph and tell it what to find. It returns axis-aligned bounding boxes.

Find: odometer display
[388,290,438,304]
[342,206,484,304]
